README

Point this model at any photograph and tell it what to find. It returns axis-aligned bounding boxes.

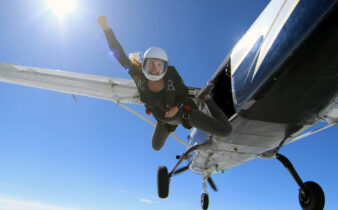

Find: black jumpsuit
[104,29,232,150]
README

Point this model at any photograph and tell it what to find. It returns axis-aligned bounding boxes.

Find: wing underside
[0,62,142,105]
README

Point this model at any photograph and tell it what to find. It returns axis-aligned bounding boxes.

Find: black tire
[157,166,169,198]
[299,181,325,210]
[201,193,209,210]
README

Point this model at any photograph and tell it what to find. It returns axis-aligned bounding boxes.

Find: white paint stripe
[252,0,300,80]
[231,0,300,77]
[231,0,284,75]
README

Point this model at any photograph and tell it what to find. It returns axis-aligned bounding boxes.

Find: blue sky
[0,0,337,210]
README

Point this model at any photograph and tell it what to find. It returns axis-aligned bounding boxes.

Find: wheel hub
[299,189,310,204]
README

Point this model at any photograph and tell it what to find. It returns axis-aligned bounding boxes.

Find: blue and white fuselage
[189,0,338,175]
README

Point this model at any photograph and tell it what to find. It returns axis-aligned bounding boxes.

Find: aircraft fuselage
[190,0,338,175]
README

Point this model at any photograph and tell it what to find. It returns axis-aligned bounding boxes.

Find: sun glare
[46,0,77,18]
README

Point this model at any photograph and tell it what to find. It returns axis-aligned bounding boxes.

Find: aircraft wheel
[157,166,169,198]
[201,193,209,210]
[299,181,325,210]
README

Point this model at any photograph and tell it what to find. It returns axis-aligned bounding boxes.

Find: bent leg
[189,108,232,137]
[204,98,229,124]
[152,121,176,151]
[205,98,232,134]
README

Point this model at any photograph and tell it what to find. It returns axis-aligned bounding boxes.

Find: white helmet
[142,47,168,81]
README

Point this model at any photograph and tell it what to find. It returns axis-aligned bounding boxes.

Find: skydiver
[97,16,232,151]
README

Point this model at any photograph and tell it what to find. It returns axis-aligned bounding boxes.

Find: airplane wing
[0,62,142,105]
[0,62,194,147]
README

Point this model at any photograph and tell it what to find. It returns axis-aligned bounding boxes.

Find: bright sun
[46,0,77,18]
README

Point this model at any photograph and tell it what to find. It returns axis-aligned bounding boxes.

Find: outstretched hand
[97,16,109,31]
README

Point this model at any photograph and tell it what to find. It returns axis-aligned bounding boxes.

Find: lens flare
[45,0,77,18]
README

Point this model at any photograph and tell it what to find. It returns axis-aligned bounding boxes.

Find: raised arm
[97,16,130,70]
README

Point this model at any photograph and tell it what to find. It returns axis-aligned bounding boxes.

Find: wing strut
[286,122,337,145]
[116,101,191,147]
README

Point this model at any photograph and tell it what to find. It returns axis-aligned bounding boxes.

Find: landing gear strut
[157,143,212,209]
[276,153,325,210]
[157,144,202,199]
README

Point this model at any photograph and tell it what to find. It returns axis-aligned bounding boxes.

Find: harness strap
[145,108,151,115]
[182,105,192,129]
